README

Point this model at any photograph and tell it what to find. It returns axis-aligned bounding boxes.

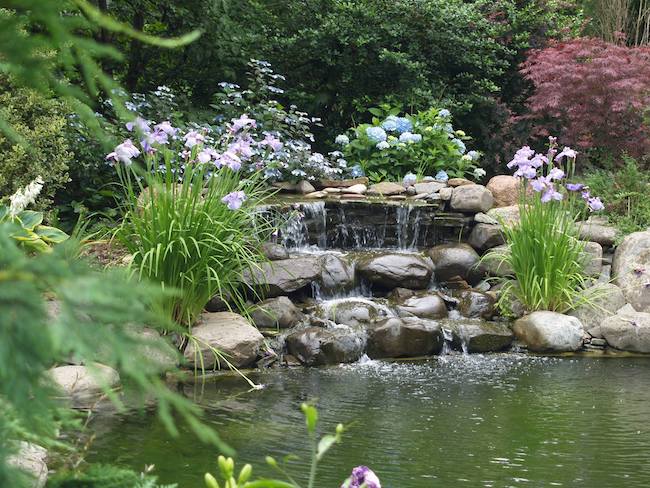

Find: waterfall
[279,201,327,250]
[396,204,423,250]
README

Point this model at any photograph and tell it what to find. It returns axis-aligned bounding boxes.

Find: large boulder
[250,296,304,329]
[486,175,520,207]
[49,364,120,408]
[480,245,514,277]
[320,254,355,292]
[568,283,626,335]
[513,311,584,352]
[448,320,513,352]
[396,294,448,319]
[612,231,650,312]
[367,182,406,196]
[428,243,480,284]
[457,291,495,319]
[8,442,48,488]
[285,327,365,365]
[184,312,264,369]
[366,317,443,358]
[468,223,504,251]
[450,185,494,213]
[600,311,650,352]
[356,253,433,290]
[244,257,321,298]
[577,218,618,246]
[320,298,392,326]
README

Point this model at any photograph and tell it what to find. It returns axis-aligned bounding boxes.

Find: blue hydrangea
[398,132,422,143]
[444,123,454,133]
[435,170,449,182]
[366,126,387,143]
[467,150,480,161]
[395,117,413,134]
[350,164,365,177]
[403,172,417,187]
[452,138,466,154]
[376,141,390,150]
[381,116,398,132]
[438,109,451,118]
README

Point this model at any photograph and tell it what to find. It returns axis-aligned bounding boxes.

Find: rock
[357,253,433,290]
[480,245,514,277]
[487,205,520,225]
[244,257,321,298]
[450,185,494,213]
[474,212,499,225]
[318,177,369,188]
[49,364,120,408]
[612,231,650,312]
[285,327,365,365]
[250,297,304,329]
[367,182,406,196]
[346,184,367,194]
[396,294,448,319]
[458,291,495,319]
[135,328,178,372]
[205,295,229,312]
[388,195,407,201]
[184,312,264,368]
[387,287,417,301]
[468,223,504,251]
[581,241,603,278]
[486,175,520,207]
[577,220,618,246]
[568,283,626,335]
[439,187,453,201]
[296,180,316,194]
[321,298,392,326]
[513,312,584,352]
[340,193,367,200]
[271,181,298,192]
[261,242,289,261]
[305,191,327,199]
[406,186,417,196]
[323,187,342,193]
[8,442,48,488]
[366,317,443,358]
[320,254,355,292]
[414,181,446,195]
[448,320,513,352]
[428,243,480,284]
[447,178,474,187]
[600,311,650,352]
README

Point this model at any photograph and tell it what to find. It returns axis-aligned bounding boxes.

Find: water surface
[88,355,650,487]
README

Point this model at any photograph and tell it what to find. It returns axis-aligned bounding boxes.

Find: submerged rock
[366,317,443,358]
[447,320,513,352]
[357,253,433,290]
[285,327,365,365]
[612,231,650,312]
[244,256,321,297]
[396,294,448,319]
[49,363,120,409]
[450,184,494,213]
[513,311,584,352]
[184,312,264,369]
[428,243,480,284]
[250,296,304,329]
[599,311,650,353]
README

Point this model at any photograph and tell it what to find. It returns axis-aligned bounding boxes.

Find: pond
[87,354,650,487]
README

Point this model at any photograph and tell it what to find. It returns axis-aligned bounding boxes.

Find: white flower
[335,134,350,145]
[473,168,486,179]
[376,141,390,150]
[9,176,44,216]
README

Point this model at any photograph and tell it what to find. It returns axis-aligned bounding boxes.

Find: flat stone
[487,205,520,225]
[244,256,321,298]
[250,296,304,329]
[388,195,407,200]
[184,312,264,369]
[296,180,316,194]
[450,185,494,213]
[590,338,607,346]
[261,242,289,261]
[346,184,367,194]
[577,221,618,246]
[486,175,521,207]
[366,317,443,358]
[447,178,475,187]
[568,283,626,334]
[448,320,513,352]
[513,312,584,352]
[367,182,406,196]
[582,241,603,277]
[340,193,367,200]
[612,231,650,312]
[474,212,499,225]
[414,181,447,194]
[272,181,297,192]
[318,177,369,188]
[305,191,327,199]
[323,187,342,193]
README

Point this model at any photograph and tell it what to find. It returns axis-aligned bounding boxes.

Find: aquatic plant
[490,137,604,313]
[112,118,272,327]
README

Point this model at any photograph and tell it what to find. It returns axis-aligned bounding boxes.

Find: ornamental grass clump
[492,137,604,314]
[112,116,273,327]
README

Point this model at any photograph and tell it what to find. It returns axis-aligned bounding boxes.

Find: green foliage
[581,157,650,237]
[0,224,225,487]
[341,105,481,182]
[0,205,69,253]
[114,128,271,327]
[48,464,175,488]
[0,75,72,210]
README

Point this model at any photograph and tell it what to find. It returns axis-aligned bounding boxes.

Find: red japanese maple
[521,38,650,161]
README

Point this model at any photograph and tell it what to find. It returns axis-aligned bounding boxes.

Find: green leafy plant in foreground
[489,138,605,313]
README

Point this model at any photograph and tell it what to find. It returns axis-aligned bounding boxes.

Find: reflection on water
[87,355,650,487]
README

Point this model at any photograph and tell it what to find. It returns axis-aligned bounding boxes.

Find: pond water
[87,354,650,487]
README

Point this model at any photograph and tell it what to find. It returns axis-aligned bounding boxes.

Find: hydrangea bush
[336,106,483,183]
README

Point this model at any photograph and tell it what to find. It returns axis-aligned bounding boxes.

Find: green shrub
[47,464,173,488]
[0,75,72,211]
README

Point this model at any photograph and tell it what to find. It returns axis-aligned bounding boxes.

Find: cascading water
[279,201,327,250]
[396,204,423,250]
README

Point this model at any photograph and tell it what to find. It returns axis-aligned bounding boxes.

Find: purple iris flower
[230,114,257,133]
[106,139,140,165]
[587,196,604,212]
[221,191,247,210]
[547,167,565,181]
[154,121,177,137]
[259,133,283,152]
[566,183,585,192]
[220,151,242,171]
[125,117,151,134]
[229,138,254,159]
[342,466,381,488]
[183,130,205,148]
[554,146,577,161]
